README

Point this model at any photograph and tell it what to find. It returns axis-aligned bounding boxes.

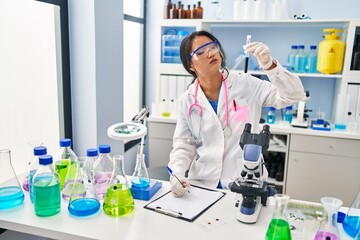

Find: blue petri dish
[0,186,25,210]
[68,198,100,217]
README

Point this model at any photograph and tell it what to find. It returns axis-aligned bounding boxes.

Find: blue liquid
[343,216,360,238]
[0,186,24,210]
[284,113,293,123]
[29,169,37,203]
[131,178,150,189]
[295,55,306,73]
[307,55,318,73]
[267,114,276,124]
[68,198,100,217]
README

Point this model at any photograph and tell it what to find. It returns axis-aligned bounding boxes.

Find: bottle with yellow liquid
[103,155,134,216]
[317,28,345,74]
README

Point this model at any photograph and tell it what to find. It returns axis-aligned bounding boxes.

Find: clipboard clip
[155,207,183,218]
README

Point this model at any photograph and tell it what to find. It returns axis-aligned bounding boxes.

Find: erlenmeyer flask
[68,158,100,217]
[62,156,86,201]
[131,153,150,189]
[343,186,360,239]
[0,149,25,210]
[22,140,43,191]
[103,155,134,216]
[265,194,292,240]
[314,197,342,240]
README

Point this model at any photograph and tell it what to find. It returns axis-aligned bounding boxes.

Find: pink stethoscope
[188,73,232,145]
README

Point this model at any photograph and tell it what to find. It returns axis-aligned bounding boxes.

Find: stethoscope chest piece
[223,127,232,137]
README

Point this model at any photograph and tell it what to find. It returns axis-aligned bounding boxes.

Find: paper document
[144,185,225,222]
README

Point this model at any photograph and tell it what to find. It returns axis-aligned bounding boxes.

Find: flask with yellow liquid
[317,28,345,74]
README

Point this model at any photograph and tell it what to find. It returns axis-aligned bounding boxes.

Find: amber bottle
[196,1,203,19]
[163,0,172,19]
[170,3,178,19]
[184,5,191,19]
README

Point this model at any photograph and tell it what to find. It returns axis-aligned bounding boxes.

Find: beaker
[314,197,342,240]
[131,153,150,189]
[0,149,25,210]
[62,156,86,201]
[343,186,360,239]
[265,194,292,240]
[22,140,43,191]
[68,158,100,217]
[103,155,134,217]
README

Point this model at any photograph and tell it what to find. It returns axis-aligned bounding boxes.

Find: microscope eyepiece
[262,124,270,134]
[243,123,251,133]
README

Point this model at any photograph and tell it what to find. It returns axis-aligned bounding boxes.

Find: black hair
[179,30,227,83]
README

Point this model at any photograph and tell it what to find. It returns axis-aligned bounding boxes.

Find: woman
[168,30,304,197]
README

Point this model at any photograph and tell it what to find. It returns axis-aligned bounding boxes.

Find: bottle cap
[291,45,298,49]
[34,146,47,156]
[86,148,98,157]
[39,155,53,165]
[298,45,305,49]
[310,45,317,50]
[285,106,293,110]
[99,144,111,154]
[269,107,276,111]
[60,138,72,147]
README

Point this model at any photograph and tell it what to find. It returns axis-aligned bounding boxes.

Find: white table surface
[0,180,354,240]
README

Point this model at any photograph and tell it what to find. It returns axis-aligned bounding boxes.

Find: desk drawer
[148,121,176,139]
[290,134,360,158]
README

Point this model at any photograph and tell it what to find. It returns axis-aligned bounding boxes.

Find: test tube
[244,35,251,73]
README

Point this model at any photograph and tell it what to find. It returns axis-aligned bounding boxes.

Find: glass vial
[33,155,61,217]
[267,107,276,124]
[131,153,150,189]
[29,146,47,203]
[0,149,25,210]
[55,138,77,190]
[103,155,135,217]
[265,194,292,240]
[22,140,43,192]
[93,144,113,200]
[314,197,342,240]
[343,187,360,239]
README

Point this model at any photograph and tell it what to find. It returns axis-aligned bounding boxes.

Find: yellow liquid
[55,159,75,190]
[102,183,134,216]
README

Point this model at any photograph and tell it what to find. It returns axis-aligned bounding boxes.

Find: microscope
[291,91,312,128]
[230,123,272,224]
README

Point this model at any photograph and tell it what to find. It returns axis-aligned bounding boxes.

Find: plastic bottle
[93,144,113,200]
[29,146,47,203]
[55,139,77,190]
[33,155,61,217]
[284,106,293,124]
[306,45,318,73]
[294,45,306,73]
[266,107,276,124]
[270,0,282,20]
[287,45,298,71]
[163,0,172,19]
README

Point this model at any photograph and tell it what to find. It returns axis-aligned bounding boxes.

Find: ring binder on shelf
[144,185,226,222]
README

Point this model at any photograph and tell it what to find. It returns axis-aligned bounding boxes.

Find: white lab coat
[168,63,304,189]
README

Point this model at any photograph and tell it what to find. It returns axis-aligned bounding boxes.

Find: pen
[167,166,190,193]
[233,99,237,111]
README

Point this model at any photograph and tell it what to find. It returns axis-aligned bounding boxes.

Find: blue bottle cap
[291,45,298,49]
[34,146,47,156]
[60,138,72,147]
[310,45,317,50]
[98,144,111,154]
[285,106,293,110]
[269,107,276,111]
[298,45,305,49]
[86,148,98,157]
[39,155,53,165]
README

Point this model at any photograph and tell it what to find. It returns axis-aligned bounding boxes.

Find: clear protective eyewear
[190,42,220,61]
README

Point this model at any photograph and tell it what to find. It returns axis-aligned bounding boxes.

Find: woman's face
[190,36,222,76]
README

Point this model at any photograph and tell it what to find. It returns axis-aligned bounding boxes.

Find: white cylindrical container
[244,0,255,20]
[254,0,266,20]
[270,0,282,20]
[233,0,245,20]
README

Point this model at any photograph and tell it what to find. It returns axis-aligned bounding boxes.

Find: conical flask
[0,149,25,210]
[62,156,86,201]
[68,158,100,217]
[265,194,292,240]
[103,154,134,217]
[314,197,342,240]
[22,140,43,192]
[343,186,360,239]
[131,153,150,189]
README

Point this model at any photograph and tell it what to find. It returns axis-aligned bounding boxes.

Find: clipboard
[143,185,226,222]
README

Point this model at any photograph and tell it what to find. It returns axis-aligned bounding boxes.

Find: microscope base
[131,179,162,201]
[291,119,308,128]
[236,196,263,224]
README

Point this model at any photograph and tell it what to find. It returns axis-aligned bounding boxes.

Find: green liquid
[55,159,75,190]
[33,177,61,217]
[266,218,292,240]
[102,183,134,217]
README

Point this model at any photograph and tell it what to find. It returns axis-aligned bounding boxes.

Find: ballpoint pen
[167,166,190,193]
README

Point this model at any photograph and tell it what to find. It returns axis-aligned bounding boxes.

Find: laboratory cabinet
[286,134,360,207]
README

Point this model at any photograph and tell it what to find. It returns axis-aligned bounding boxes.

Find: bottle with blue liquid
[0,149,25,210]
[343,186,360,239]
[287,45,298,71]
[294,45,306,73]
[306,45,318,73]
[29,146,47,203]
[266,107,276,124]
[284,106,293,124]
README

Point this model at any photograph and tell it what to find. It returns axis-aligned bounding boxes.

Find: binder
[144,185,226,222]
[347,84,359,122]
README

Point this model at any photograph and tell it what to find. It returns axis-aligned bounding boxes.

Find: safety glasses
[190,42,220,61]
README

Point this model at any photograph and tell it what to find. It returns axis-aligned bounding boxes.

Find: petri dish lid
[107,122,147,141]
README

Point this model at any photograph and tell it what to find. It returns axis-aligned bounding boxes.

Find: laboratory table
[0,180,354,240]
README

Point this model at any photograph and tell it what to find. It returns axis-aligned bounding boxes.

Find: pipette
[244,35,251,73]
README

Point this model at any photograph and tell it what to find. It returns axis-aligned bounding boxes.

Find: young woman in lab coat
[168,31,304,197]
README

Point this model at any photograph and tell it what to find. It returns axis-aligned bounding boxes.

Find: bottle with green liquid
[103,155,134,216]
[55,139,77,190]
[265,194,292,240]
